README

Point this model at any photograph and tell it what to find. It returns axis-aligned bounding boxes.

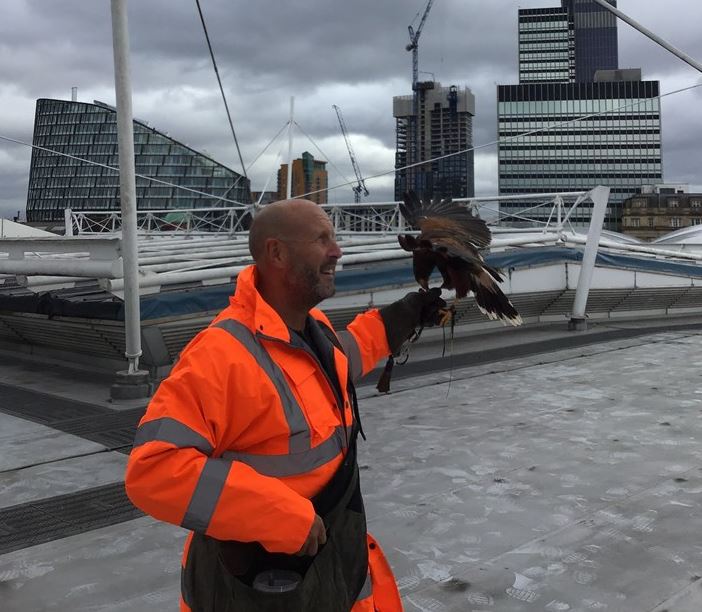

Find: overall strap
[316,320,366,442]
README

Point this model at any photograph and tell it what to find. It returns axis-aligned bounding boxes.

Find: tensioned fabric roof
[2,246,702,322]
[652,224,702,245]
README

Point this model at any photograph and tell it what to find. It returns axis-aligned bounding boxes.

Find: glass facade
[563,0,618,82]
[394,84,475,201]
[497,81,662,228]
[519,1,618,86]
[27,98,251,223]
[501,0,660,230]
[519,8,574,83]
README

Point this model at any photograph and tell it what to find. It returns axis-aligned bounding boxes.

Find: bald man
[126,199,445,612]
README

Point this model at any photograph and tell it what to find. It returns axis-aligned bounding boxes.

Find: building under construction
[393,82,475,201]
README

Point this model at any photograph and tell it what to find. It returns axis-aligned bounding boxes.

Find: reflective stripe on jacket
[125,264,402,610]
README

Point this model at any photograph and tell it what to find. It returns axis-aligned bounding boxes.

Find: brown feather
[400,190,522,326]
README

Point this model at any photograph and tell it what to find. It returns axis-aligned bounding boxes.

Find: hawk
[398,191,522,326]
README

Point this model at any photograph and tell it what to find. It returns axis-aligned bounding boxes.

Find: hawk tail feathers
[473,284,523,326]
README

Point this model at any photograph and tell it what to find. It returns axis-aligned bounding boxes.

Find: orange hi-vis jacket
[125,265,403,611]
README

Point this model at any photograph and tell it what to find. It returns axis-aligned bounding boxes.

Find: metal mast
[406,0,435,192]
[591,0,702,74]
[332,105,369,204]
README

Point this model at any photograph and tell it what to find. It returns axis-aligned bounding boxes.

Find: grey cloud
[1,0,702,218]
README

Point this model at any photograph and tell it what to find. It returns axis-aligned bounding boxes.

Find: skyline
[1,0,701,219]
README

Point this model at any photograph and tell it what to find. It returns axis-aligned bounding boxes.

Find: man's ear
[264,237,288,269]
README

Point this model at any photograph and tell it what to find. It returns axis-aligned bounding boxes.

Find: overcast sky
[1,0,701,218]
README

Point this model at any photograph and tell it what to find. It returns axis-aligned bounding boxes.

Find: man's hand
[296,514,327,557]
[379,288,447,354]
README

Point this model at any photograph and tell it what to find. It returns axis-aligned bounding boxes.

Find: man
[125,199,445,611]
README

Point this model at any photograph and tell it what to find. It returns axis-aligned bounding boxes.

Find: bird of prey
[398,191,522,326]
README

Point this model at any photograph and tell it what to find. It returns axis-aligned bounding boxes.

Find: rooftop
[1,316,702,611]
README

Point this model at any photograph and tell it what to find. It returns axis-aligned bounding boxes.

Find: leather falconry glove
[379,288,446,356]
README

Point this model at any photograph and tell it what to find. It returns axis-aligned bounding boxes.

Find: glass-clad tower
[518,1,618,84]
[564,0,618,82]
[519,7,573,83]
[498,76,662,226]
[499,0,662,230]
[27,98,251,223]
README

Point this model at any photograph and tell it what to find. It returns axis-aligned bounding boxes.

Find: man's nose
[329,240,342,259]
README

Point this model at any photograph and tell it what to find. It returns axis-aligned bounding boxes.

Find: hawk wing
[400,191,522,326]
[400,190,491,251]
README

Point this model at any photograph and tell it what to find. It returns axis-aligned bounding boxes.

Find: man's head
[249,199,342,311]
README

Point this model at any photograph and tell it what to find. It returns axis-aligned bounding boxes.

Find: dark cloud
[1,0,701,217]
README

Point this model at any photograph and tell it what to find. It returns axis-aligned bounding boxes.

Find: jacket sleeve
[124,329,315,554]
[336,308,391,382]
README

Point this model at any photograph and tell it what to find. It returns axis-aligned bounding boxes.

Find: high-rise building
[394,82,475,201]
[276,152,328,205]
[26,98,251,223]
[498,72,662,226]
[564,0,618,82]
[519,6,573,83]
[518,1,618,84]
[499,1,661,230]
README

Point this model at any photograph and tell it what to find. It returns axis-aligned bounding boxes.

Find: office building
[499,1,662,230]
[26,98,251,223]
[394,82,475,201]
[564,0,618,82]
[276,152,328,205]
[498,71,662,227]
[519,6,573,83]
[518,1,618,84]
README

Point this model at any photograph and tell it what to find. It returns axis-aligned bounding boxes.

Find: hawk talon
[438,305,455,327]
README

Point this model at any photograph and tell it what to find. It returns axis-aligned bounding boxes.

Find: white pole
[286,96,295,199]
[110,0,142,375]
[64,208,74,237]
[570,186,610,330]
[592,0,702,74]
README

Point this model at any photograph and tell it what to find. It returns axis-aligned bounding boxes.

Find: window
[630,217,640,227]
[668,198,679,208]
[671,217,682,228]
[690,199,702,208]
[692,218,702,226]
[648,217,654,228]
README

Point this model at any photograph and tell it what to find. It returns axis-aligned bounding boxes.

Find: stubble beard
[288,262,336,310]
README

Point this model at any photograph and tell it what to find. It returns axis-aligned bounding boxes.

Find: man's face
[282,208,342,308]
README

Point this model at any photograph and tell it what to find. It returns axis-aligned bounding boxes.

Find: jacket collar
[230,265,292,342]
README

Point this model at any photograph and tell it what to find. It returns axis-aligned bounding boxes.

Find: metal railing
[65,193,593,236]
[66,205,253,236]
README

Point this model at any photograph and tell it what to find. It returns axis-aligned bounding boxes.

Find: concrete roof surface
[1,322,702,611]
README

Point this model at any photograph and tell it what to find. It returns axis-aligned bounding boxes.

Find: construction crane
[332,105,369,204]
[405,0,435,193]
[406,0,436,93]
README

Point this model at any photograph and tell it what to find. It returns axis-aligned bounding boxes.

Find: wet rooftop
[1,317,702,611]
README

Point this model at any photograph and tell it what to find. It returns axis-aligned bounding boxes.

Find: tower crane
[405,0,435,192]
[407,0,435,93]
[332,105,369,204]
